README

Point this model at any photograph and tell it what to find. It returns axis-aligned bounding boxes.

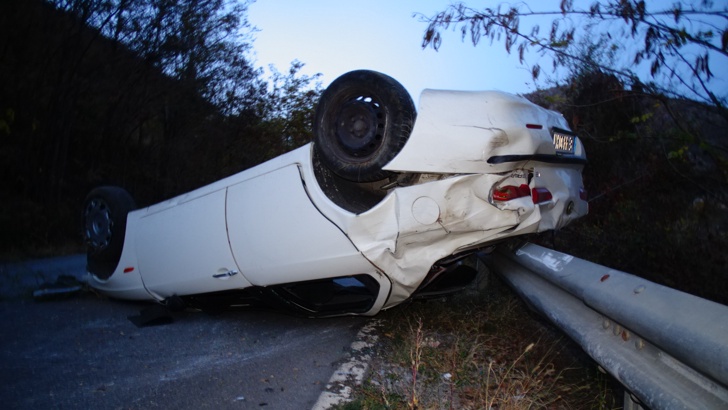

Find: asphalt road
[0,256,369,409]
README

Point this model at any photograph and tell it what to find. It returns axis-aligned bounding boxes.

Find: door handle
[213,269,239,279]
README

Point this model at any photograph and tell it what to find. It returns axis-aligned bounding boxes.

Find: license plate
[552,129,575,154]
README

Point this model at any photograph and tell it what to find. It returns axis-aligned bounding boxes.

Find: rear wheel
[314,70,415,182]
[83,186,136,279]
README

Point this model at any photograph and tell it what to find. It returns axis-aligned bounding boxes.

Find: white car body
[87,88,587,316]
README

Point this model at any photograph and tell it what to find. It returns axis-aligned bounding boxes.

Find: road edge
[311,319,380,409]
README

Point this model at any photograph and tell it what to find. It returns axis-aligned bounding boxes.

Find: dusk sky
[247,0,546,103]
[248,0,727,106]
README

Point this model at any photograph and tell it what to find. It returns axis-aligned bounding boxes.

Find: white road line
[311,320,380,409]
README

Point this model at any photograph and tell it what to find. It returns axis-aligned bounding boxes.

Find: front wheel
[314,70,416,182]
[83,186,136,280]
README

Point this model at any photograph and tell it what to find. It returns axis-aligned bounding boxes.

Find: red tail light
[493,184,554,205]
[531,187,553,204]
[579,187,588,201]
[493,184,531,201]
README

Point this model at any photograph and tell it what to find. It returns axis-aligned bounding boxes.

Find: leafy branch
[418,1,727,115]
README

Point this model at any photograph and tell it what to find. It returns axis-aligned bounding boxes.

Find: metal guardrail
[491,242,728,410]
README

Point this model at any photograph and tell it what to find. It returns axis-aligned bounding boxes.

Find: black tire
[314,70,416,182]
[83,186,136,279]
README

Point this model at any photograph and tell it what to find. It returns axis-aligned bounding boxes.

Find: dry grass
[338,271,621,410]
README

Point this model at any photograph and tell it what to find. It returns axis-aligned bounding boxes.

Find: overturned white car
[83,70,587,316]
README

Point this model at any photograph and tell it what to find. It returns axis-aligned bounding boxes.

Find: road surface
[0,255,369,409]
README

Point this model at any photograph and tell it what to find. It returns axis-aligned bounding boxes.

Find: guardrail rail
[491,242,728,410]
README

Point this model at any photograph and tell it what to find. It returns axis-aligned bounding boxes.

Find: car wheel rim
[335,95,385,158]
[84,199,113,251]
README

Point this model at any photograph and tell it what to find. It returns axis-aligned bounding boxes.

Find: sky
[246,0,543,104]
[246,0,728,107]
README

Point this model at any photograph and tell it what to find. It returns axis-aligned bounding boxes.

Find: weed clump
[342,273,620,409]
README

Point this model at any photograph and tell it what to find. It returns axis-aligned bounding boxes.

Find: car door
[135,188,252,299]
[225,163,374,287]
